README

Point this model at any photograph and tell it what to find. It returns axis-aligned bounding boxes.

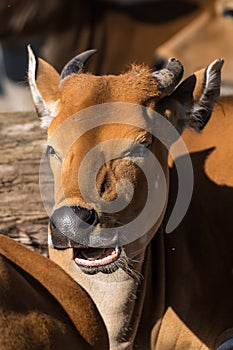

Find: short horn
[60,49,98,81]
[152,58,184,96]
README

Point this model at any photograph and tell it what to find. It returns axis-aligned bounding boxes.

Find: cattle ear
[162,58,224,133]
[27,45,60,129]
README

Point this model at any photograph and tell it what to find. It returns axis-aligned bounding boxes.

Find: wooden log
[0,111,49,255]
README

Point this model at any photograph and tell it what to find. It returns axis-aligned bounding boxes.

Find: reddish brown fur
[0,234,108,349]
[48,65,160,135]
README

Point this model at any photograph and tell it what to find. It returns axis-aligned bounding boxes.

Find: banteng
[26,46,233,349]
[154,0,233,95]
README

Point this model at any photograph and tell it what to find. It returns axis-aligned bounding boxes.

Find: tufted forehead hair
[59,64,160,104]
[28,47,223,138]
[48,64,161,134]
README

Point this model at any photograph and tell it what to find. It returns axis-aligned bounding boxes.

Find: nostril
[70,206,99,226]
[87,209,99,226]
[50,219,56,231]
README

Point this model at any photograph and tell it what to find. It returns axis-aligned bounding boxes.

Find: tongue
[81,248,106,261]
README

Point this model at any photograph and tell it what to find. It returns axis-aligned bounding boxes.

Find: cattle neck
[49,242,153,349]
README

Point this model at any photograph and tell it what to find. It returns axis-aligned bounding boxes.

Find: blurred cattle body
[154,0,233,95]
[0,0,211,74]
[0,0,216,111]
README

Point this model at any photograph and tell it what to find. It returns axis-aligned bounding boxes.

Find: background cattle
[0,0,214,111]
[0,234,109,350]
[161,95,233,349]
[154,0,233,94]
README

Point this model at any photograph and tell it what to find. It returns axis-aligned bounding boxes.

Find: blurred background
[0,0,220,112]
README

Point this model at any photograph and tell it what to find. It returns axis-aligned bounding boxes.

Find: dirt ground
[0,111,49,255]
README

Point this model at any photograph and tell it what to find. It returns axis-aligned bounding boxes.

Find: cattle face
[154,0,233,95]
[28,47,223,348]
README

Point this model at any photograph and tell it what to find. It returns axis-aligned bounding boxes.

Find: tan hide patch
[169,96,233,187]
[153,307,209,350]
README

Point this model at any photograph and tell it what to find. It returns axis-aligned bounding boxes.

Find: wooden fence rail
[0,111,48,255]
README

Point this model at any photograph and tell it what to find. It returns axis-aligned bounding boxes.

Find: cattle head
[28,46,223,275]
[28,46,223,347]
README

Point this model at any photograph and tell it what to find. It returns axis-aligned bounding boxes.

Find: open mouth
[73,246,122,274]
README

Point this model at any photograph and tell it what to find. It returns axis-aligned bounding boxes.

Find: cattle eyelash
[123,140,152,158]
[143,141,152,150]
[45,145,61,161]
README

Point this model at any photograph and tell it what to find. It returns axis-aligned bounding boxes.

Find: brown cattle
[159,95,233,349]
[154,0,233,95]
[0,234,108,349]
[24,47,233,350]
[0,0,211,73]
[0,0,214,112]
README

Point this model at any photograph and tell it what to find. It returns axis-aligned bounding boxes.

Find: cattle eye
[223,8,233,18]
[134,142,152,157]
[142,141,152,150]
[138,134,153,150]
[46,145,61,161]
[124,141,152,158]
